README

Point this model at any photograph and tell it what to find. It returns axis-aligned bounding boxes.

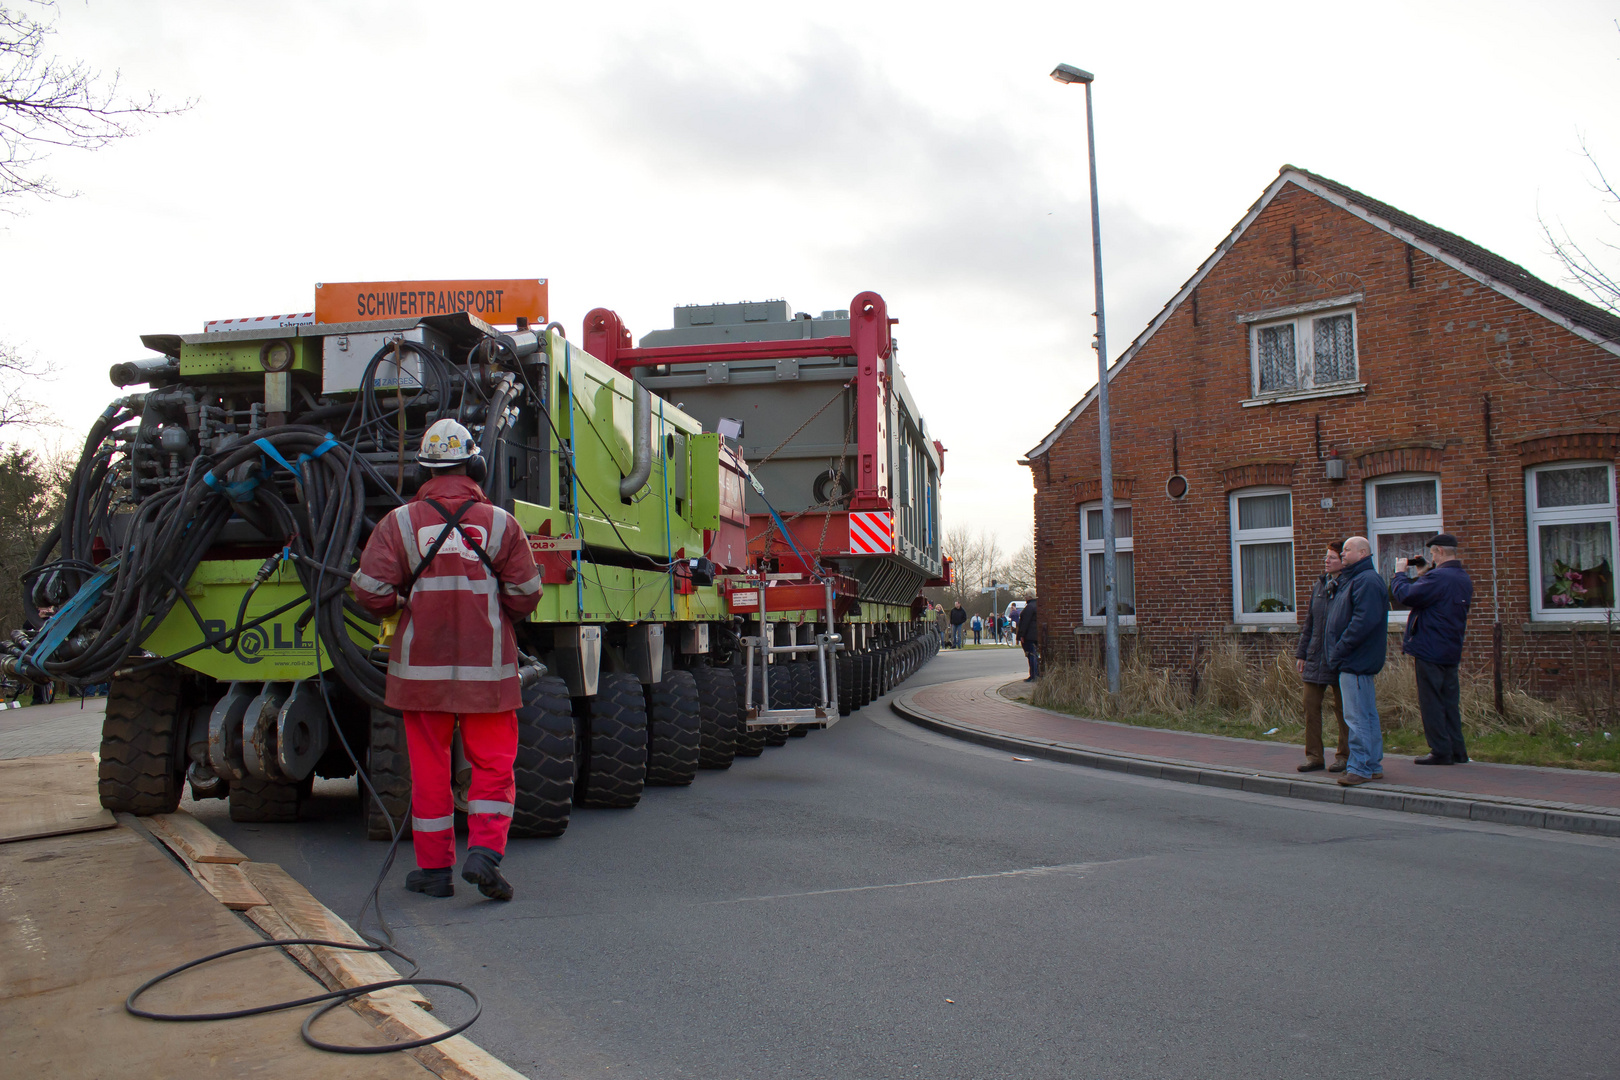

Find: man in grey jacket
[1295,541,1349,773]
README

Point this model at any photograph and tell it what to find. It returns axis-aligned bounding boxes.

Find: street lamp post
[1051,62,1120,696]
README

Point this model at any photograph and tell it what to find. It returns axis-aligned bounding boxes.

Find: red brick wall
[1028,181,1620,702]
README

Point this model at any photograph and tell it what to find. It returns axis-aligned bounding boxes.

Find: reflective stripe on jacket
[352,474,542,712]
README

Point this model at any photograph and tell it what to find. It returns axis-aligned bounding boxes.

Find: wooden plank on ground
[244,904,334,984]
[350,994,533,1080]
[139,813,268,910]
[145,808,248,863]
[0,751,114,844]
[191,860,269,910]
[241,861,430,1010]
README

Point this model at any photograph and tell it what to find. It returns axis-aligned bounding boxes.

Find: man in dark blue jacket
[1391,533,1473,766]
[1325,536,1390,786]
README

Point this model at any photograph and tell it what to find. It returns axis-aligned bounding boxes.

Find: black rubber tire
[511,675,575,839]
[230,774,307,823]
[728,662,766,758]
[762,664,791,746]
[785,661,816,736]
[856,653,873,708]
[575,671,647,808]
[836,652,854,716]
[365,707,412,840]
[646,669,701,787]
[98,666,186,815]
[692,664,738,769]
[877,649,891,696]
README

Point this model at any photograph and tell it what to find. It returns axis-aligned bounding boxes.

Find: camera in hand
[1407,555,1426,568]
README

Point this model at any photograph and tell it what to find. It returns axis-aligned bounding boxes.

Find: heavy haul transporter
[15,283,946,840]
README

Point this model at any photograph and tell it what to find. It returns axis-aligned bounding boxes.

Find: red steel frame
[583,292,952,613]
[583,291,894,517]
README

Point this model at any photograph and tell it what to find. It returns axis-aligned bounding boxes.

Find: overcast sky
[3,0,1618,550]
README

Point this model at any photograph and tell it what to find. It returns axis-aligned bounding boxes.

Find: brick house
[1022,166,1620,699]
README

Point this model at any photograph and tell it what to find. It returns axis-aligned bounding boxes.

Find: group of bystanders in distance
[1295,533,1473,786]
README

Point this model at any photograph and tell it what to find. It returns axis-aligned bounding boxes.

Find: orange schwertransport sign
[314,279,547,326]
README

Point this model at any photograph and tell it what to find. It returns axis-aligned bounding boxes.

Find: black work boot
[405,866,454,898]
[461,846,514,901]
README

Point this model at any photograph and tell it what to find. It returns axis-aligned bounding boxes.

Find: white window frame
[1080,501,1136,626]
[1249,307,1359,397]
[1526,461,1620,622]
[1366,472,1443,624]
[1230,486,1296,625]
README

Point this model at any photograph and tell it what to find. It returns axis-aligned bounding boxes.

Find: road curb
[131,808,529,1080]
[890,688,1620,839]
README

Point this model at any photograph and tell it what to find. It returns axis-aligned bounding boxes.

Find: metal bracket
[627,623,665,685]
[275,680,329,782]
[242,682,293,780]
[554,625,603,697]
[208,681,257,781]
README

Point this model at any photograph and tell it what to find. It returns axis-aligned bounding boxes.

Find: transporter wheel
[98,665,186,815]
[365,708,412,840]
[856,653,874,708]
[692,664,738,769]
[729,662,765,758]
[230,774,309,824]
[646,669,701,787]
[837,652,854,716]
[786,661,815,737]
[510,675,575,839]
[762,664,791,746]
[575,671,647,809]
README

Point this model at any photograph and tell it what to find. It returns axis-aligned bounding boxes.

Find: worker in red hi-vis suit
[351,418,542,901]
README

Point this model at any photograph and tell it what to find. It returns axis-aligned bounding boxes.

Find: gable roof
[1023,165,1620,462]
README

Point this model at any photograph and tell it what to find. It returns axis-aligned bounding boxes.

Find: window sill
[1075,623,1138,634]
[1521,620,1620,632]
[1224,623,1298,633]
[1241,383,1367,408]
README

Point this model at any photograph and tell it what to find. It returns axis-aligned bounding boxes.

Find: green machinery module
[17,287,942,839]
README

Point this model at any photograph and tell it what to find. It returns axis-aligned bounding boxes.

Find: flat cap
[1425,533,1458,548]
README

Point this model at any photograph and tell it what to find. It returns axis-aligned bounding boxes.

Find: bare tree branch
[0,1,191,208]
[0,339,53,431]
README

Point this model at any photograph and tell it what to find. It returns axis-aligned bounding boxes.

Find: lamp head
[1050,63,1094,85]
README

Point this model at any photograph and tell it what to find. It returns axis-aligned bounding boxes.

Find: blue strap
[20,560,121,677]
[255,438,300,476]
[298,434,339,466]
[202,469,261,502]
[757,488,821,583]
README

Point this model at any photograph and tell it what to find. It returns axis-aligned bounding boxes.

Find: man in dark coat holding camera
[1391,533,1473,766]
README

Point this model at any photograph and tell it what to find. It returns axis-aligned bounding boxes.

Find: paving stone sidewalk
[897,675,1620,826]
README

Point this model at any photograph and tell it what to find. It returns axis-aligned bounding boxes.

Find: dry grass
[1034,637,1584,735]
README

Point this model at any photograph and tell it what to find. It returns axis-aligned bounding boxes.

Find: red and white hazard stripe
[847,511,894,555]
[204,312,315,333]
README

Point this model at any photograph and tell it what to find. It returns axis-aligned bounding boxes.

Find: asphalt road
[180,647,1620,1080]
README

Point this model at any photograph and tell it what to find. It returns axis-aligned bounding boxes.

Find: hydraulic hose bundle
[21,422,388,706]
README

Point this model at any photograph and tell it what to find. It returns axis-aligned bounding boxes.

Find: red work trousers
[403,710,518,870]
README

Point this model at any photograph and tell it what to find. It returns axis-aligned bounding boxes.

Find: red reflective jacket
[351,475,542,712]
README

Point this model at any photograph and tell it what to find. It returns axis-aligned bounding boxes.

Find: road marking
[709,857,1145,905]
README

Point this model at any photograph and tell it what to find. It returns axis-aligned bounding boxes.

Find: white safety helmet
[418,418,479,468]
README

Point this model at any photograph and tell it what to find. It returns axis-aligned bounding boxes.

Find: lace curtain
[1256,325,1296,392]
[1312,314,1355,384]
[1537,466,1609,510]
[1240,542,1294,614]
[1375,479,1437,519]
[1088,552,1137,616]
[1237,493,1291,530]
[1539,522,1615,608]
[1085,506,1133,542]
[1378,531,1430,611]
